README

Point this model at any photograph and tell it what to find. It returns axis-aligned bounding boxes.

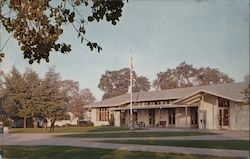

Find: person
[50,119,55,132]
[43,118,48,131]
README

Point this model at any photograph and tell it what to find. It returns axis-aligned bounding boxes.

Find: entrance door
[168,109,175,127]
[149,109,155,125]
[190,107,198,128]
[120,111,126,127]
[219,108,229,129]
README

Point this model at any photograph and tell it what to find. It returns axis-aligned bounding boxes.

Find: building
[86,82,249,130]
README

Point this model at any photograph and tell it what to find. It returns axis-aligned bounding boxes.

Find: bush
[78,120,93,126]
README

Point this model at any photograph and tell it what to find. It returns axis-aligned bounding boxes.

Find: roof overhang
[174,89,244,104]
[110,104,198,111]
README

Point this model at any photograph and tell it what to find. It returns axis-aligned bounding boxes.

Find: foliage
[3,67,26,119]
[40,67,68,120]
[68,88,96,119]
[61,79,95,119]
[242,75,249,104]
[1,66,96,128]
[153,62,234,90]
[98,68,151,99]
[0,0,125,63]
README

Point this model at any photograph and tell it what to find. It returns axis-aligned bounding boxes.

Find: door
[219,108,229,129]
[168,109,175,127]
[120,111,126,127]
[190,107,198,128]
[149,109,155,125]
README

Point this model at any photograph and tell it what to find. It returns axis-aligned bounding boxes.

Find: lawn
[1,146,241,159]
[61,131,215,138]
[9,126,144,133]
[99,140,250,150]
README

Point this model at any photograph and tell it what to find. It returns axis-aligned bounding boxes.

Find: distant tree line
[0,67,95,128]
[98,62,234,100]
[0,61,236,127]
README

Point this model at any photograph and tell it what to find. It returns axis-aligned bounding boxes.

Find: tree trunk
[24,117,27,128]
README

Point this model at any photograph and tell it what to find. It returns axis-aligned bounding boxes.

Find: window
[162,100,170,104]
[98,108,109,121]
[218,98,230,107]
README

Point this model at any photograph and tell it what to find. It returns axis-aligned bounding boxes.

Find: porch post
[185,106,188,129]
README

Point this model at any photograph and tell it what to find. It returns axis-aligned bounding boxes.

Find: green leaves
[153,62,234,90]
[86,42,102,52]
[98,68,150,100]
[0,0,125,64]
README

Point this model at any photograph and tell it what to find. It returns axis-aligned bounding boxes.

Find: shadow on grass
[2,146,240,159]
[60,131,216,138]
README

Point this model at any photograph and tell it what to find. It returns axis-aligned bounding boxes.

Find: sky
[0,0,249,101]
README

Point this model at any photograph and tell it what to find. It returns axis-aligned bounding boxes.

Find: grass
[9,126,144,133]
[61,131,215,138]
[99,140,250,150]
[1,146,242,159]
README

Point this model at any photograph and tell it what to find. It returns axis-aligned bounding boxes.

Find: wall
[230,102,249,130]
[160,109,168,124]
[90,108,109,126]
[114,111,121,127]
[137,110,149,126]
[176,107,191,128]
[47,112,79,127]
[199,94,218,129]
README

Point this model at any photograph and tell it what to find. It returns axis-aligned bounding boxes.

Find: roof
[86,82,248,108]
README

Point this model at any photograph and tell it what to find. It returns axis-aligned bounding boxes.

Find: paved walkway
[0,130,249,158]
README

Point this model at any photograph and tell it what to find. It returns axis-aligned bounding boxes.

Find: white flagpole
[129,50,133,129]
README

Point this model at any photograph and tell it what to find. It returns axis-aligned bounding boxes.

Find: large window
[97,108,109,121]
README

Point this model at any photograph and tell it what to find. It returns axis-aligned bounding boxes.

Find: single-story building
[86,82,249,130]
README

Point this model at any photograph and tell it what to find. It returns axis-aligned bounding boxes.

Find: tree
[153,62,234,90]
[40,67,67,120]
[0,70,5,94]
[69,88,95,119]
[2,67,43,128]
[23,68,43,127]
[3,66,27,127]
[243,75,250,105]
[61,80,79,98]
[133,76,151,92]
[0,0,125,63]
[98,68,151,99]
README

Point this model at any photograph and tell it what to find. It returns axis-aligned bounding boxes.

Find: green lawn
[61,131,215,138]
[9,126,144,133]
[2,146,241,159]
[100,140,250,150]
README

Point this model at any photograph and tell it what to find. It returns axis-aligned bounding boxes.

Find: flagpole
[129,50,133,129]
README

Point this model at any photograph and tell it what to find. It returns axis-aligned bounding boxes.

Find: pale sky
[0,0,249,100]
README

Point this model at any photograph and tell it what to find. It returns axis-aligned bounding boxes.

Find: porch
[111,105,199,128]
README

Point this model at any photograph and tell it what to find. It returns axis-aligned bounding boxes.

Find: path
[0,129,249,158]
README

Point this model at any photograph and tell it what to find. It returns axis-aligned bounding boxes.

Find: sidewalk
[1,133,249,158]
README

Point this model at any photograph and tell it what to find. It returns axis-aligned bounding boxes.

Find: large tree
[40,67,68,120]
[3,67,43,128]
[153,62,234,90]
[0,0,125,63]
[69,88,96,119]
[61,79,95,119]
[3,67,28,127]
[98,68,151,100]
[23,68,43,127]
